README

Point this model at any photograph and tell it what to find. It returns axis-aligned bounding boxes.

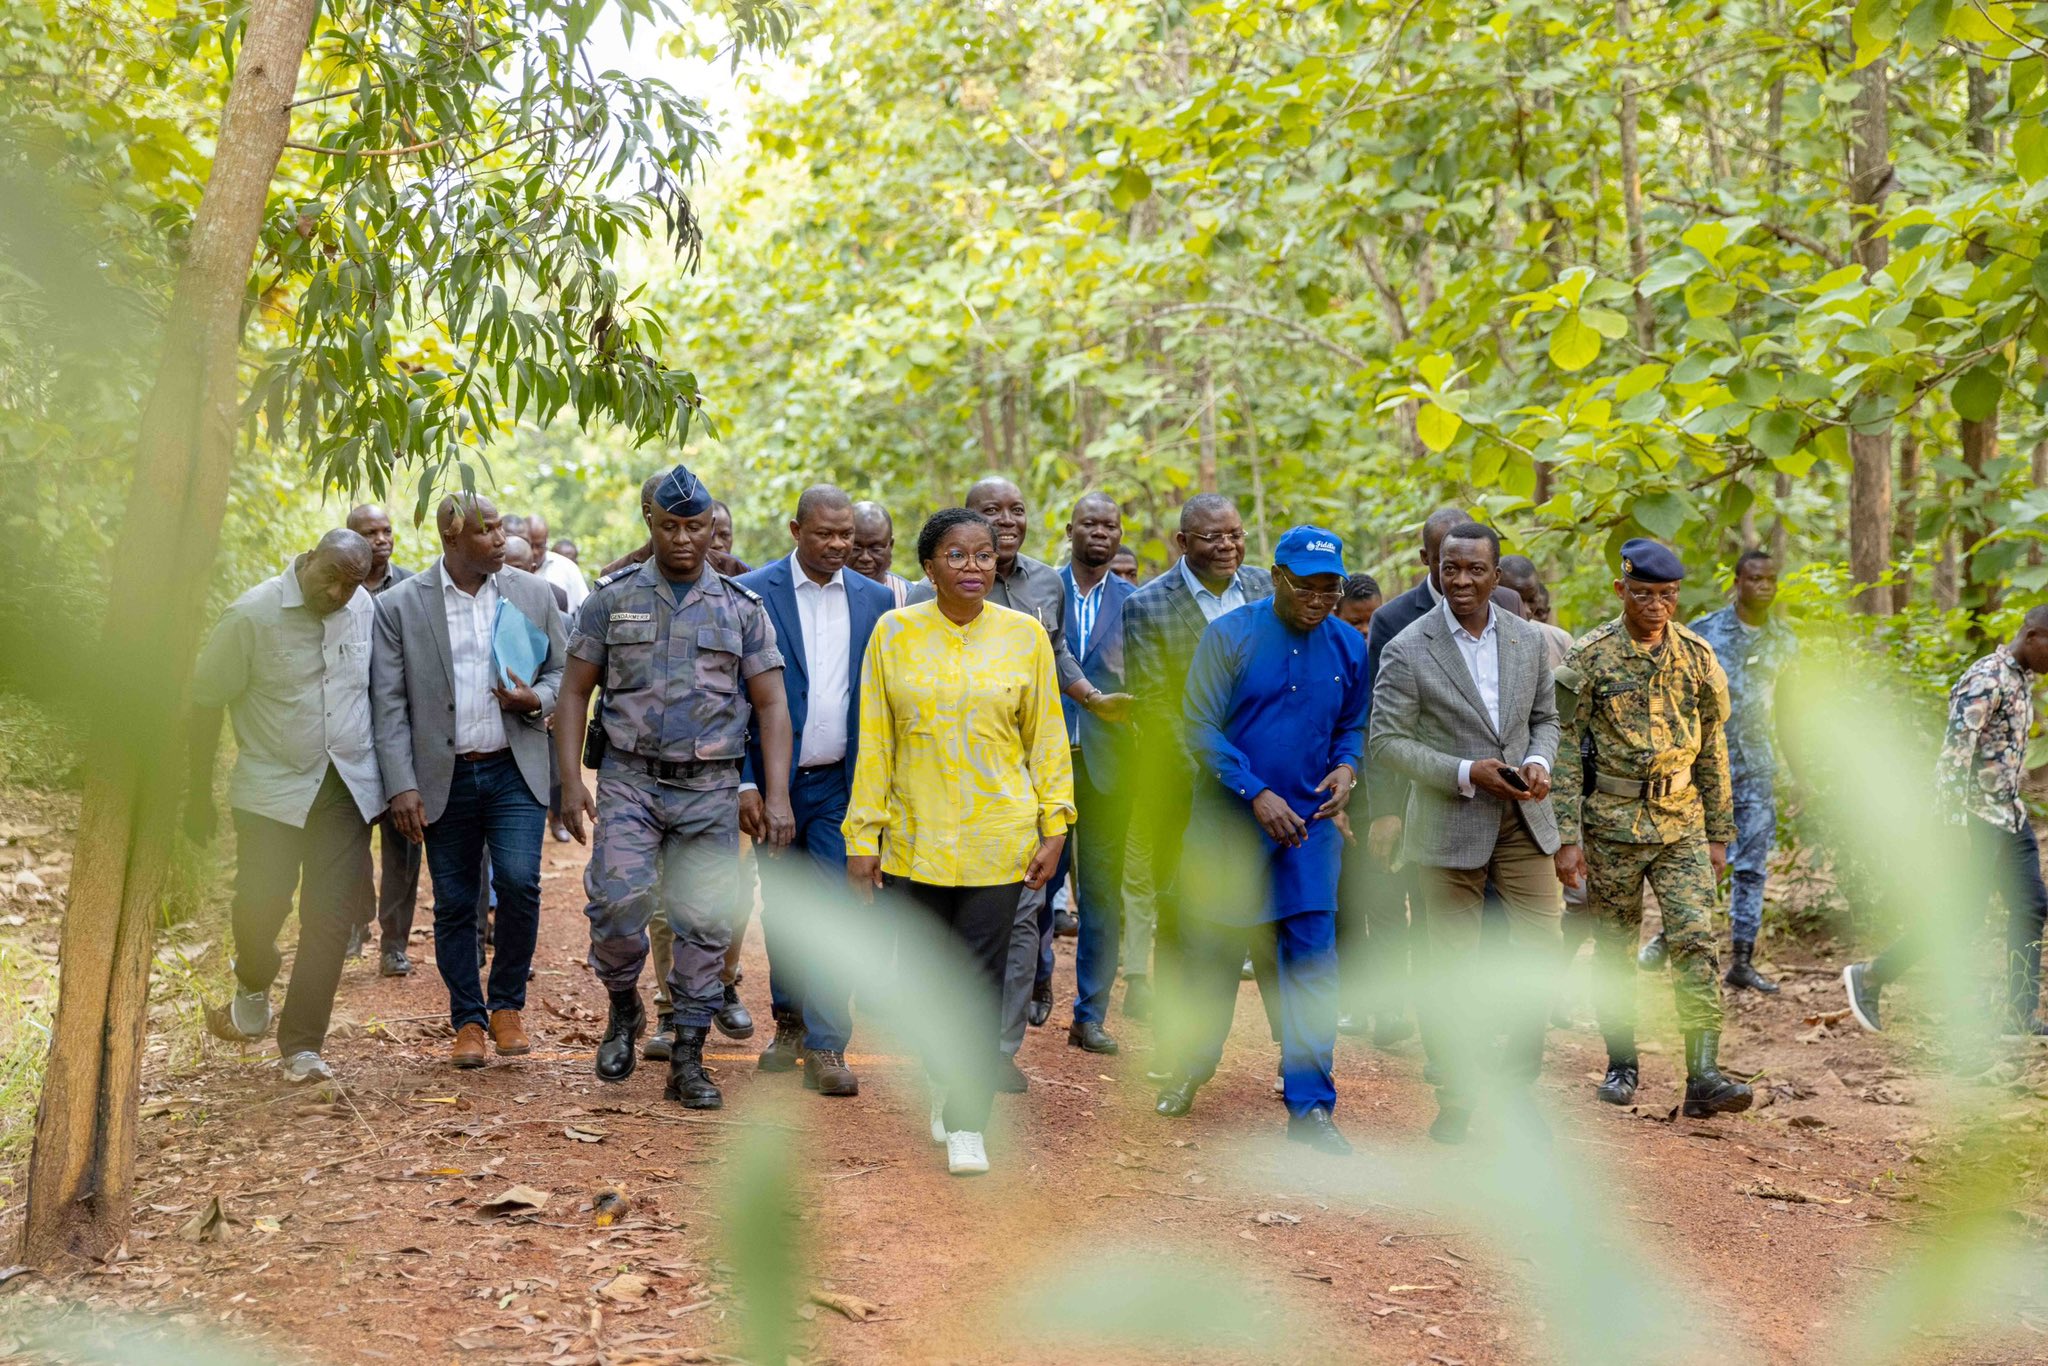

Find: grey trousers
[999,881,1050,1055]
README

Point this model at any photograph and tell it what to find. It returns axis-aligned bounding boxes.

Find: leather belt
[1594,769,1692,799]
[456,748,510,762]
[612,751,737,782]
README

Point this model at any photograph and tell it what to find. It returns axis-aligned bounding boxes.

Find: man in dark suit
[1121,494,1273,1017]
[737,486,894,1097]
[370,493,566,1068]
[346,502,421,975]
[1059,494,1139,1053]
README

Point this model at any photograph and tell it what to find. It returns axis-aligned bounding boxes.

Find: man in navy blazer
[738,485,894,1098]
[1058,495,1139,1053]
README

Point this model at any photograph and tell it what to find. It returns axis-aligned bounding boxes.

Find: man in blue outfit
[1675,549,1796,994]
[1155,525,1371,1154]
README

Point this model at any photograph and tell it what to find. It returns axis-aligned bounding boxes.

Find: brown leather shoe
[451,1022,489,1069]
[489,1009,531,1056]
[803,1048,859,1097]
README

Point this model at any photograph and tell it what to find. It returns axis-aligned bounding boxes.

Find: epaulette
[594,565,639,591]
[720,573,764,604]
[1576,619,1623,649]
[1669,620,1715,655]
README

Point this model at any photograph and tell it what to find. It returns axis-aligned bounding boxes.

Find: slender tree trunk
[1195,355,1217,493]
[1238,377,1269,561]
[1615,0,1653,351]
[1957,60,1999,635]
[22,0,316,1264]
[1892,430,1919,613]
[1846,43,1894,614]
[999,375,1018,467]
[1770,471,1790,563]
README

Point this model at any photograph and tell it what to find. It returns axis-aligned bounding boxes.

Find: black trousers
[231,765,372,1057]
[1872,815,2048,1019]
[894,877,1021,1133]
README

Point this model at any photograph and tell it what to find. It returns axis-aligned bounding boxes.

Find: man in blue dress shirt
[1156,525,1371,1154]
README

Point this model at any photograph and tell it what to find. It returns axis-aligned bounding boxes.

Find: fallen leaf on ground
[1860,1084,1912,1106]
[1801,1008,1851,1028]
[178,1195,230,1243]
[1786,1114,1828,1130]
[478,1185,553,1217]
[810,1289,884,1321]
[599,1272,652,1302]
[1253,1211,1301,1226]
[565,1126,606,1143]
[1736,1179,1852,1205]
[250,1215,283,1234]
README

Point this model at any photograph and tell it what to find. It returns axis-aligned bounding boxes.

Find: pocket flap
[697,626,743,654]
[608,621,658,645]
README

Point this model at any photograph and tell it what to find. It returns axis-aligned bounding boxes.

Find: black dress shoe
[1154,1075,1202,1117]
[1122,975,1152,1021]
[1067,1020,1119,1054]
[1428,1102,1471,1146]
[714,981,755,1040]
[1027,983,1054,1028]
[995,1054,1028,1093]
[595,989,645,1083]
[379,947,412,978]
[1287,1106,1353,1154]
[642,1010,677,1061]
[1053,910,1079,938]
[1596,1059,1640,1106]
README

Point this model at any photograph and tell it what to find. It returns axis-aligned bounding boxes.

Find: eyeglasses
[1623,583,1681,606]
[1277,569,1344,606]
[1184,528,1247,546]
[940,548,998,570]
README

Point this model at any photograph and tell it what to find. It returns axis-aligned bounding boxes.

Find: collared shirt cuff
[1522,756,1550,771]
[1457,760,1475,798]
[739,782,758,794]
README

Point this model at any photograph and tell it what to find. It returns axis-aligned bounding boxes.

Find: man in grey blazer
[1369,522,1566,1144]
[372,493,566,1068]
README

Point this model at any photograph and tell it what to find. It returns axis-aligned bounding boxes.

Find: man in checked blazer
[1121,494,1272,1008]
[1368,521,1566,1145]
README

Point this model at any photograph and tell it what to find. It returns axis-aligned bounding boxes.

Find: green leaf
[1548,313,1602,372]
[2033,237,2048,301]
[2017,123,2048,184]
[1416,403,1463,452]
[1614,363,1668,402]
[1952,364,2005,422]
[1851,0,1900,47]
[1630,490,1692,538]
[1750,409,1802,459]
[1679,222,1728,262]
[1110,165,1153,211]
[1299,282,1331,316]
[1418,353,1454,389]
[1579,307,1630,339]
[1900,0,1952,49]
[1727,369,1780,407]
[1684,279,1738,318]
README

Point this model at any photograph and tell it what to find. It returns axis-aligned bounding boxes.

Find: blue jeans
[1729,780,1775,943]
[757,766,855,1048]
[1072,749,1127,1024]
[1034,839,1071,992]
[1871,816,2048,1019]
[423,753,544,1031]
[1179,908,1339,1117]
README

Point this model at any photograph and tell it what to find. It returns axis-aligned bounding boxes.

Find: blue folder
[492,599,548,690]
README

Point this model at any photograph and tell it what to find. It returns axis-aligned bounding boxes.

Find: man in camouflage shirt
[553,464,797,1111]
[1845,608,2048,1035]
[1554,539,1752,1119]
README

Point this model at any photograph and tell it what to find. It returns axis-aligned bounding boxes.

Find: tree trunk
[1238,378,1269,561]
[1195,355,1217,494]
[1846,43,1894,615]
[1770,471,1790,563]
[1957,60,1998,635]
[20,0,316,1264]
[1891,429,1919,613]
[1615,0,1653,351]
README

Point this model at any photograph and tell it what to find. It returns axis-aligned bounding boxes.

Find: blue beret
[1619,538,1684,584]
[653,464,712,518]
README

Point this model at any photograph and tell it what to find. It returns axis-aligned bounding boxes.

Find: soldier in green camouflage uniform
[1553,539,1752,1119]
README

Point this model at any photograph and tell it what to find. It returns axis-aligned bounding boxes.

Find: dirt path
[0,827,2010,1365]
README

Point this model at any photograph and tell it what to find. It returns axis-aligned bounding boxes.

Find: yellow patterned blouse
[844,600,1075,887]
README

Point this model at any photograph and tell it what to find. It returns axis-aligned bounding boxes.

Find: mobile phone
[1498,766,1530,793]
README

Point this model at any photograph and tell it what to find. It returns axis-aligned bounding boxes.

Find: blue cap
[653,464,712,518]
[1619,538,1684,584]
[1274,524,1347,579]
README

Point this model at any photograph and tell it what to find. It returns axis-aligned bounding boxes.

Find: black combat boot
[1681,1029,1753,1117]
[642,1010,677,1061]
[595,989,645,1083]
[1724,940,1779,994]
[1636,932,1668,971]
[757,1007,804,1072]
[1596,1027,1639,1106]
[665,1026,724,1109]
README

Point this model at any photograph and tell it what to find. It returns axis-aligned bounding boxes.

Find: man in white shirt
[1368,522,1566,1144]
[528,511,589,614]
[735,487,896,1096]
[188,529,382,1083]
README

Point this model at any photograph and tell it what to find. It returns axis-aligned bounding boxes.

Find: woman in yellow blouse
[844,507,1074,1175]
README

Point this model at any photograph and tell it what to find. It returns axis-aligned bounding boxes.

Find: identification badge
[609,612,653,622]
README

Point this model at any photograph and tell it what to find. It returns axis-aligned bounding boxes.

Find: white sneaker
[279,1051,334,1084]
[929,1092,948,1146]
[946,1129,989,1175]
[230,987,271,1039]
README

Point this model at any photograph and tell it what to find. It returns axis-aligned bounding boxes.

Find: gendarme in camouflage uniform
[1555,616,1735,1032]
[571,544,782,1035]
